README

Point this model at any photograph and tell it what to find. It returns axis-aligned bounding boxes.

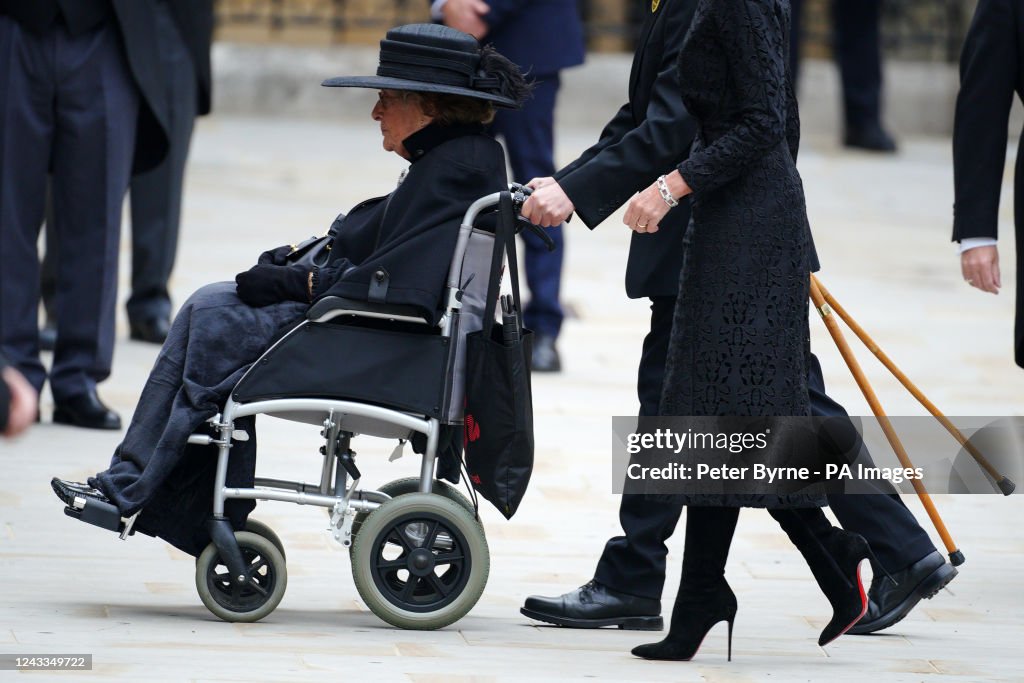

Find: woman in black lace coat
[623,0,874,661]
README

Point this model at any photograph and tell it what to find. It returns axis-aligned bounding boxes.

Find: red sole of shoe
[821,559,869,647]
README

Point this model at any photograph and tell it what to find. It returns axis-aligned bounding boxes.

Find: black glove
[235,264,309,307]
[257,244,294,266]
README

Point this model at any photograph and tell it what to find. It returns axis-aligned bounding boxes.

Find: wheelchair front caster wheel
[244,518,286,561]
[351,493,489,630]
[195,531,287,622]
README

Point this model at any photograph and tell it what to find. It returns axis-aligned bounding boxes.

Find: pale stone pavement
[1,109,1021,682]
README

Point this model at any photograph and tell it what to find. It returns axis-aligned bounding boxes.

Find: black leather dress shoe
[129,317,170,344]
[521,580,663,630]
[51,477,110,507]
[843,123,898,153]
[53,390,122,430]
[531,334,561,373]
[848,550,957,634]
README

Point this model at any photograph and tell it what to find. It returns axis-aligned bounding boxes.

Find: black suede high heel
[631,580,737,661]
[815,530,872,646]
[633,507,741,661]
[768,509,879,646]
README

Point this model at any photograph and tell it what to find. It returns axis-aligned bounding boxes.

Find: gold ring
[637,221,649,229]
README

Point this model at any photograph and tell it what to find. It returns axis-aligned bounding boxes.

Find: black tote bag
[463,192,534,519]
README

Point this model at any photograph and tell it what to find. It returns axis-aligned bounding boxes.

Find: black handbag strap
[480,192,525,338]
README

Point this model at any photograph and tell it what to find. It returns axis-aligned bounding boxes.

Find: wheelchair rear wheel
[350,477,476,545]
[351,493,489,629]
[195,531,288,623]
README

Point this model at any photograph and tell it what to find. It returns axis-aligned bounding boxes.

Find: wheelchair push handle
[509,183,556,253]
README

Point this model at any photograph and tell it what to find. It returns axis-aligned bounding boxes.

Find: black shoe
[51,477,109,508]
[521,580,663,630]
[53,390,122,430]
[39,323,57,352]
[129,317,170,344]
[848,550,957,635]
[632,580,736,661]
[531,334,561,373]
[813,530,874,646]
[843,123,898,153]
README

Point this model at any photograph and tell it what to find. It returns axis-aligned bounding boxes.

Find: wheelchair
[68,186,541,630]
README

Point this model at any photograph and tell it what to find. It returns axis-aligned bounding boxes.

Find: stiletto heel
[726,615,734,662]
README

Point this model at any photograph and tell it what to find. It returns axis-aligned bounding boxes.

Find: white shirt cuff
[958,237,998,254]
[430,0,448,21]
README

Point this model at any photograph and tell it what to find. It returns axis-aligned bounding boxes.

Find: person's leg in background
[808,354,957,633]
[126,3,198,344]
[833,0,897,151]
[0,16,54,399]
[490,74,565,372]
[521,297,679,629]
[48,18,139,430]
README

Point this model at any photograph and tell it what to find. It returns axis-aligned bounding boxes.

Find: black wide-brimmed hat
[322,23,522,108]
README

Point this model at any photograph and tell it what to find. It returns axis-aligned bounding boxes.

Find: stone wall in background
[214,0,978,61]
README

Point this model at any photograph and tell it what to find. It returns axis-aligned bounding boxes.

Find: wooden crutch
[812,274,1015,496]
[809,277,965,566]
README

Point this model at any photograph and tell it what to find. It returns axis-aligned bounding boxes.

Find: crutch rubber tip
[997,478,1016,496]
[949,550,965,567]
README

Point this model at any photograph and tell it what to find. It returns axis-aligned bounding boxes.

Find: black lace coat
[660,0,821,507]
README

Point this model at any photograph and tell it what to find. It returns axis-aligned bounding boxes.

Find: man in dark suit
[434,0,585,371]
[41,1,214,346]
[126,0,214,343]
[953,0,1024,369]
[791,0,897,152]
[0,0,169,429]
[520,0,954,634]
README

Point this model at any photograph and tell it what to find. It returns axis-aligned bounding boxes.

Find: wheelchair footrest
[63,498,128,534]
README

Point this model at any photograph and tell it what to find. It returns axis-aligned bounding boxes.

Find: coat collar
[403,122,485,163]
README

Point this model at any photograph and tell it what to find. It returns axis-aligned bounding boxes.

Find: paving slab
[1,114,1021,682]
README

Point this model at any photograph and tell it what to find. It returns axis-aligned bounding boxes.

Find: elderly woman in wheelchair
[50,24,530,629]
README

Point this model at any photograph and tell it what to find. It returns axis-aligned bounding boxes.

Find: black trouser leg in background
[594,297,683,600]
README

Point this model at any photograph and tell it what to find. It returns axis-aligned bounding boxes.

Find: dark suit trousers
[0,16,138,399]
[127,3,198,324]
[790,0,884,129]
[593,301,937,599]
[490,75,565,338]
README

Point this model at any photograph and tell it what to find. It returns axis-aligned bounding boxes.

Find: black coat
[0,0,170,172]
[952,0,1024,368]
[314,125,508,323]
[167,0,213,115]
[554,0,698,299]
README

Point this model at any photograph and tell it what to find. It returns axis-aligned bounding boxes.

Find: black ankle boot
[631,580,737,661]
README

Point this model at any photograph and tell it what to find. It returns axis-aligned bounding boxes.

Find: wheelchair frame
[187,186,530,629]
